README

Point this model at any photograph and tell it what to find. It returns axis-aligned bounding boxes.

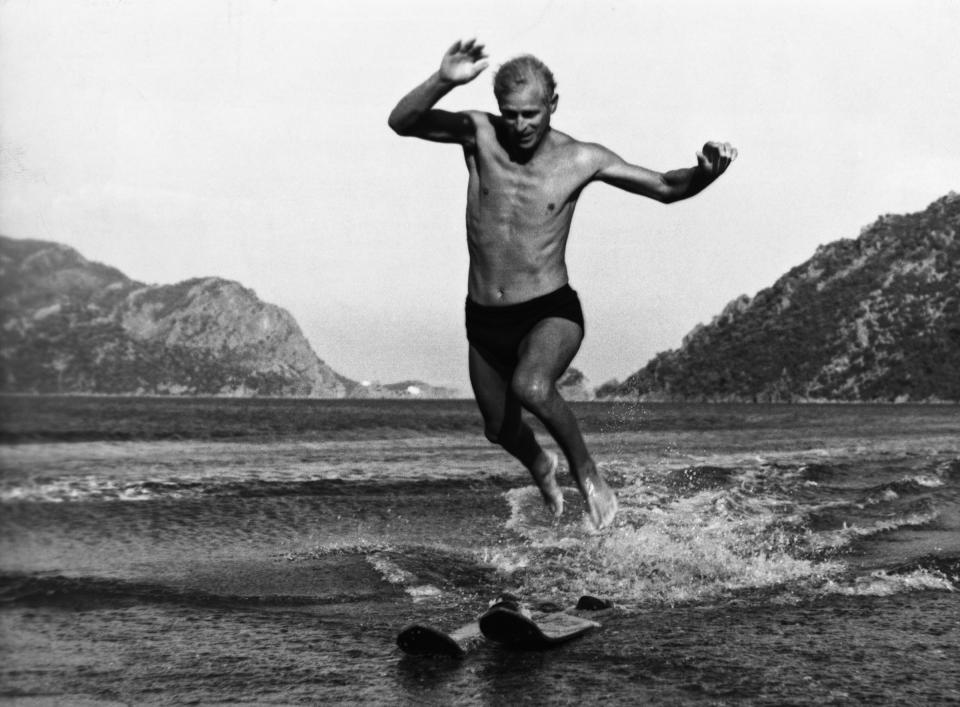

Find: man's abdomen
[465,224,570,306]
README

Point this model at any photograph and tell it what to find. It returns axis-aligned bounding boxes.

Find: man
[388,39,737,530]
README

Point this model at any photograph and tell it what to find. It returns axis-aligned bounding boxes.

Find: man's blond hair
[493,55,556,102]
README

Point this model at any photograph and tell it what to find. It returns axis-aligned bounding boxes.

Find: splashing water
[492,459,868,606]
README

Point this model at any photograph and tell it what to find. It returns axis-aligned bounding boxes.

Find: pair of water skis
[397,594,613,658]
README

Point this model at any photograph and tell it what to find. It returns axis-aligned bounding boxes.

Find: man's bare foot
[583,475,618,530]
[531,451,564,519]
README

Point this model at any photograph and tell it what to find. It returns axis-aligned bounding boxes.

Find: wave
[490,453,959,606]
[0,477,204,503]
[4,440,956,611]
[861,476,945,505]
[496,482,843,606]
[0,474,516,504]
[807,509,942,553]
[0,573,352,609]
[798,462,849,483]
[1,397,490,444]
[0,542,508,610]
[937,458,960,481]
[819,556,960,597]
[890,555,960,585]
[365,553,442,599]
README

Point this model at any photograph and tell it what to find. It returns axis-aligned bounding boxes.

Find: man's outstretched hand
[696,142,738,178]
[439,38,489,85]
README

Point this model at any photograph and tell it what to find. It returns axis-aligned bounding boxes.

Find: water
[1,397,958,705]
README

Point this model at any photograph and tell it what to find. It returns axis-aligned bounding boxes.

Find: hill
[603,193,960,402]
[0,236,352,397]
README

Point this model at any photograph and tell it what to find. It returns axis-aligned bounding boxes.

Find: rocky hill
[0,236,353,397]
[603,193,960,402]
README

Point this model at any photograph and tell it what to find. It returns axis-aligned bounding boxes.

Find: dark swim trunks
[465,284,585,376]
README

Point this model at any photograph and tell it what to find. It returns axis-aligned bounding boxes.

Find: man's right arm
[387,39,488,145]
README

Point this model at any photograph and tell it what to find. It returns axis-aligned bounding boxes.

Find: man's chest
[470,151,585,207]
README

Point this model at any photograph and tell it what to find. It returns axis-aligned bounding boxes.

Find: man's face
[497,80,557,152]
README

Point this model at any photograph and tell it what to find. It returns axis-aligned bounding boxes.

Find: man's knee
[511,373,555,410]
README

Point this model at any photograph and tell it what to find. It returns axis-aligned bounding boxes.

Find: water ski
[397,595,610,657]
[479,599,601,649]
[396,595,520,659]
[396,620,482,659]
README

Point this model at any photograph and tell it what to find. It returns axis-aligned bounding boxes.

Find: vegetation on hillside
[603,193,960,402]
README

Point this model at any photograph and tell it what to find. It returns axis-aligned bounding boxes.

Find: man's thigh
[515,317,584,383]
[469,345,520,427]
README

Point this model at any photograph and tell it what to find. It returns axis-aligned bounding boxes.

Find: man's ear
[550,93,559,114]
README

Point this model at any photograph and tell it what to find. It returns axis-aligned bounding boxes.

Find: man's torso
[463,112,596,305]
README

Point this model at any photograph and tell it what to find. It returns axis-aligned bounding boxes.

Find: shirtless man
[388,39,736,530]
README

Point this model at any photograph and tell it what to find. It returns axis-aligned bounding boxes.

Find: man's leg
[468,346,564,517]
[510,318,618,529]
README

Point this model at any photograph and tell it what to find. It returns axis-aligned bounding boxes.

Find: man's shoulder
[549,132,616,167]
[460,111,498,145]
[461,110,495,127]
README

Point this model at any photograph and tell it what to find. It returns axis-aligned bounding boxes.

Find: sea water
[1,397,958,705]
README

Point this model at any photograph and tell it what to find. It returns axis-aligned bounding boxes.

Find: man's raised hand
[439,39,489,85]
[696,142,738,178]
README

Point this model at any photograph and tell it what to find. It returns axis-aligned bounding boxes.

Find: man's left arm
[589,141,737,204]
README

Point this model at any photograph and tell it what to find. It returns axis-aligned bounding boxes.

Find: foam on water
[492,453,959,606]
[495,476,843,606]
[0,438,509,504]
[0,476,193,503]
[820,569,956,596]
[365,552,442,599]
[808,509,943,551]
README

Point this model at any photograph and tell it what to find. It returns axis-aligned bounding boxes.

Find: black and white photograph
[1,1,958,704]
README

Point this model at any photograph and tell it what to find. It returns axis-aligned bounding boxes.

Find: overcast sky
[2,0,958,391]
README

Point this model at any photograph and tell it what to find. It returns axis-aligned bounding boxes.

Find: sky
[2,0,958,393]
